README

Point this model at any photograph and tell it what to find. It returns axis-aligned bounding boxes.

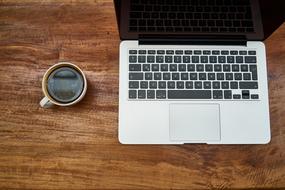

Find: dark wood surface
[0,1,285,189]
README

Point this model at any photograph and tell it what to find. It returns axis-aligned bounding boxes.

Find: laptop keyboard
[128,49,259,100]
[129,0,254,33]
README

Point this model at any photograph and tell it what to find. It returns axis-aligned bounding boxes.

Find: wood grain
[0,0,285,189]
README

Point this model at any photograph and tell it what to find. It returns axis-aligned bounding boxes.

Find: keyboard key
[234,73,242,80]
[170,64,177,71]
[232,65,239,72]
[236,56,244,63]
[147,50,155,54]
[187,64,195,71]
[192,56,199,63]
[139,50,146,54]
[147,56,155,63]
[174,56,182,63]
[221,50,229,55]
[138,56,146,63]
[158,81,166,89]
[251,94,259,99]
[156,56,164,63]
[209,56,217,63]
[239,51,247,55]
[129,56,137,63]
[165,56,173,63]
[172,73,180,80]
[224,90,232,99]
[199,73,206,80]
[218,56,226,63]
[214,64,222,71]
[129,64,141,71]
[163,73,171,80]
[217,73,224,80]
[177,81,184,89]
[230,50,238,55]
[167,81,175,89]
[129,73,143,80]
[248,51,256,55]
[213,90,223,99]
[181,73,189,80]
[129,90,137,99]
[178,64,186,71]
[208,73,215,80]
[195,81,203,89]
[243,73,251,80]
[175,50,183,54]
[185,50,192,55]
[201,56,208,63]
[168,90,211,99]
[194,50,202,55]
[147,90,155,99]
[230,81,238,89]
[203,50,211,55]
[245,56,257,63]
[186,81,193,89]
[225,73,233,80]
[154,73,162,80]
[203,81,211,89]
[160,64,168,71]
[149,81,157,89]
[250,65,258,80]
[196,64,204,71]
[138,90,146,99]
[145,73,152,80]
[157,50,165,54]
[143,64,150,71]
[233,94,241,99]
[205,64,213,71]
[190,73,198,80]
[183,56,191,63]
[152,64,159,71]
[242,90,250,99]
[223,64,231,72]
[241,65,248,72]
[213,81,220,89]
[221,81,229,89]
[212,50,220,55]
[227,56,235,63]
[156,90,166,99]
[140,81,148,89]
[239,82,258,89]
[129,50,137,54]
[129,81,139,89]
[166,50,174,54]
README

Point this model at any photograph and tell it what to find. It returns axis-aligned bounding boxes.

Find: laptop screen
[114,0,285,41]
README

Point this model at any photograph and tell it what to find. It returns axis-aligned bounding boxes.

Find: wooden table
[0,1,284,189]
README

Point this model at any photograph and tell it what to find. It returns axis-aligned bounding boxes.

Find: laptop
[114,0,280,144]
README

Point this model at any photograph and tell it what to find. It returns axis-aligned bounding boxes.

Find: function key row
[129,55,257,63]
[129,50,256,55]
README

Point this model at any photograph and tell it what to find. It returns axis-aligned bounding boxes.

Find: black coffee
[47,67,84,103]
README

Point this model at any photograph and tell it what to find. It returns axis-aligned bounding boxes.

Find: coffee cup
[40,62,87,108]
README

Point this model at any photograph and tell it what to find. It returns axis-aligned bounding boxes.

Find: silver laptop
[115,0,273,144]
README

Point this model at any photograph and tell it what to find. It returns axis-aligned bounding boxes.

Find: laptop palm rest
[170,104,221,142]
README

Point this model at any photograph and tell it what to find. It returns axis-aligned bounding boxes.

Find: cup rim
[42,62,87,106]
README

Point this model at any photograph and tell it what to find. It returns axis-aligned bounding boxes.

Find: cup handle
[40,97,53,108]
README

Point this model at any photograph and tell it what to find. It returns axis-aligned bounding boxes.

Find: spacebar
[168,90,212,99]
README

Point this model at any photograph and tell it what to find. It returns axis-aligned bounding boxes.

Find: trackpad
[170,104,221,141]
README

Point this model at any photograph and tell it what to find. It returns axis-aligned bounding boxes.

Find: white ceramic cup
[40,62,87,108]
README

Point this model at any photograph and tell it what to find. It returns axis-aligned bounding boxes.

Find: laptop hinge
[138,35,247,46]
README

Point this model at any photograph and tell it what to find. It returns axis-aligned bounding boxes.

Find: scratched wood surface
[0,0,284,189]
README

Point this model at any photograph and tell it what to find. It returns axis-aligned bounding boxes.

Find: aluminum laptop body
[114,0,282,144]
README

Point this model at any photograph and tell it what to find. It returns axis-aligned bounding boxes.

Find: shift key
[129,73,143,80]
[239,82,258,89]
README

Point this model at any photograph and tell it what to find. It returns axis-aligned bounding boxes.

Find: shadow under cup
[46,66,84,104]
